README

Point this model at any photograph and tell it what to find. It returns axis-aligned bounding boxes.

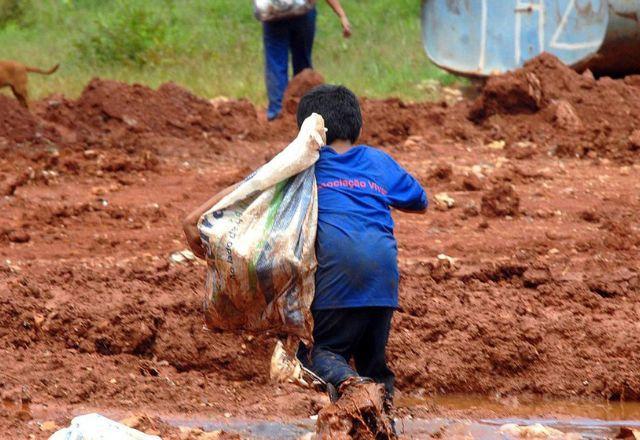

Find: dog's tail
[26,63,60,75]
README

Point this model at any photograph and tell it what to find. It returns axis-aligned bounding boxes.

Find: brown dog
[0,60,59,109]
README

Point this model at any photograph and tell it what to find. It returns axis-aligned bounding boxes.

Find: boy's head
[297,84,362,145]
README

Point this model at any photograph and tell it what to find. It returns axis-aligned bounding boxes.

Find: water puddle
[421,394,640,421]
[164,395,640,439]
[401,395,640,439]
[162,416,640,439]
[166,417,315,439]
[19,395,640,439]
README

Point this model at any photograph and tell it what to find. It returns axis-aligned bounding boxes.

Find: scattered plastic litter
[169,249,196,264]
[49,413,161,440]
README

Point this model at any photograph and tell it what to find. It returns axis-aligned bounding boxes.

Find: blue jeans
[262,9,317,120]
[297,307,396,397]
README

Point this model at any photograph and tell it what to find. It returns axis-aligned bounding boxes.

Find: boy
[182,85,427,424]
[294,85,427,412]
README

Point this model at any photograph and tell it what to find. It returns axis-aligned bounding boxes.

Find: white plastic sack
[254,0,316,22]
[198,114,325,342]
[49,414,160,440]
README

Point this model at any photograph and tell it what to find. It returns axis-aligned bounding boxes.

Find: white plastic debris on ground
[270,339,307,386]
[499,422,582,439]
[169,249,196,264]
[49,413,161,440]
[197,113,325,342]
[434,192,455,208]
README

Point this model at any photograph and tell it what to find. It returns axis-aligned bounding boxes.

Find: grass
[0,0,459,103]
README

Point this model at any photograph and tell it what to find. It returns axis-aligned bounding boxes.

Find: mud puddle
[407,394,640,420]
[165,417,315,439]
[161,416,640,439]
[160,395,640,439]
[14,395,640,438]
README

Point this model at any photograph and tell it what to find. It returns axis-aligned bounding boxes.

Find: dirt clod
[316,382,393,440]
[7,229,31,243]
[481,184,520,217]
[552,100,582,130]
[462,174,484,191]
[629,130,640,150]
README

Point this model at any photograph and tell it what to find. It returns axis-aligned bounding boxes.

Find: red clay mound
[360,98,415,146]
[469,53,574,118]
[41,78,260,142]
[282,68,325,115]
[359,98,470,147]
[0,96,41,143]
[469,53,640,161]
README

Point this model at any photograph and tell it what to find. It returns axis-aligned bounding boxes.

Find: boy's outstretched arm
[182,184,237,259]
[382,152,429,215]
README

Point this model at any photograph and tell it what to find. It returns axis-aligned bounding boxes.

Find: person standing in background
[258,0,351,121]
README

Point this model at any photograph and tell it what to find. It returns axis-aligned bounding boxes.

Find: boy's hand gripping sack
[198,114,325,342]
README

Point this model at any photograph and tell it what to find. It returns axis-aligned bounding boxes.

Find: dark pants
[298,307,395,397]
[262,9,316,119]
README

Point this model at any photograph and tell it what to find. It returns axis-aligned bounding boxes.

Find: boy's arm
[380,152,428,214]
[182,184,238,259]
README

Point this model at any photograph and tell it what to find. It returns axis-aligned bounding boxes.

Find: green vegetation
[0,0,458,103]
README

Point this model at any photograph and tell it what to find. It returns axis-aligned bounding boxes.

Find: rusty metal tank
[421,0,640,77]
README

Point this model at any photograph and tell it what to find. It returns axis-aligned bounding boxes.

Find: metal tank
[582,0,640,75]
[421,0,640,76]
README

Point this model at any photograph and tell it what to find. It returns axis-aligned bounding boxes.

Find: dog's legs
[11,85,29,110]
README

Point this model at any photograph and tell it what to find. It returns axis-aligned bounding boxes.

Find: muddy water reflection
[166,395,640,439]
[398,394,640,439]
[420,394,640,421]
[167,416,640,439]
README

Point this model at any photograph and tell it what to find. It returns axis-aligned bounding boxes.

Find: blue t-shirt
[313,145,427,310]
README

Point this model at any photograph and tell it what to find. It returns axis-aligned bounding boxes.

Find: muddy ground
[1,54,639,438]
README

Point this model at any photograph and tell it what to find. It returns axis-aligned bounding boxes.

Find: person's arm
[182,184,238,259]
[325,0,351,38]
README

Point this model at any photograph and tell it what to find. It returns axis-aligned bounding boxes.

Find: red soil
[0,54,639,438]
[282,68,325,115]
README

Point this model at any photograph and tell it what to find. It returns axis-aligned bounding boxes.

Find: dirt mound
[469,53,573,118]
[41,78,260,142]
[0,96,41,143]
[469,53,640,161]
[360,98,414,146]
[282,68,325,114]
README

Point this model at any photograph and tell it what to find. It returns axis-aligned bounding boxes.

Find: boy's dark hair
[297,84,362,145]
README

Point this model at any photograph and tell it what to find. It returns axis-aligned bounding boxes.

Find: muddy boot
[316,377,395,440]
